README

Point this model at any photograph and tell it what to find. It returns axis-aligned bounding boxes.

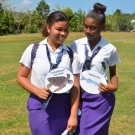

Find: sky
[11,0,135,15]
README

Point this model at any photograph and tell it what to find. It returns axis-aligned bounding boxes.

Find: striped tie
[82,45,101,72]
[46,44,64,71]
[41,45,64,110]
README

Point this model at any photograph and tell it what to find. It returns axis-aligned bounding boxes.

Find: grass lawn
[0,32,135,135]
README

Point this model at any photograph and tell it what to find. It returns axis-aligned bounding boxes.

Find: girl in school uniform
[70,3,120,135]
[17,11,80,135]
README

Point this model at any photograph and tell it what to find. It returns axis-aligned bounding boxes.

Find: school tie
[41,44,64,110]
[82,45,101,72]
[46,44,64,71]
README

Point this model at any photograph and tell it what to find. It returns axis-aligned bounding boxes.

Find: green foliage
[63,7,77,32]
[55,6,86,32]
[106,9,135,31]
[75,9,86,32]
[26,25,38,33]
[0,2,135,35]
[113,9,122,16]
[36,0,50,19]
[131,22,135,29]
[118,15,133,31]
[22,10,43,33]
[0,2,3,13]
[63,7,74,21]
[0,9,15,35]
[69,16,78,32]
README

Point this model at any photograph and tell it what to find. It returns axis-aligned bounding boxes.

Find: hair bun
[93,3,106,13]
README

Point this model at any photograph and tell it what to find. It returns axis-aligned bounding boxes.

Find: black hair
[41,11,69,37]
[86,3,107,25]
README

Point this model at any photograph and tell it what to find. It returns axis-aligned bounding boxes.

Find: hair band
[94,9,102,14]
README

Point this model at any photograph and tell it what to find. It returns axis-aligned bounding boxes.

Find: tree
[106,14,119,31]
[0,0,12,10]
[55,6,77,31]
[106,11,134,32]
[113,10,134,31]
[23,10,44,33]
[36,0,50,19]
[55,5,63,11]
[113,9,122,16]
[0,9,15,35]
[0,2,3,13]
[75,9,86,32]
[118,15,133,31]
[113,9,122,31]
[132,22,135,30]
[10,2,31,34]
[63,7,77,32]
[11,11,25,34]
[55,6,86,32]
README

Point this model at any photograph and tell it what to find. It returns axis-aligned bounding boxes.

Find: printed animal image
[81,75,99,86]
[47,74,73,92]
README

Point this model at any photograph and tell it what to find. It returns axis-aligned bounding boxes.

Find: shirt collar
[81,36,103,48]
[39,37,69,52]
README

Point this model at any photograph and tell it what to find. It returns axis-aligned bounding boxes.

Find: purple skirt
[75,91,115,135]
[27,93,71,135]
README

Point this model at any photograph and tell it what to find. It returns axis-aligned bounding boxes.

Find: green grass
[0,32,135,135]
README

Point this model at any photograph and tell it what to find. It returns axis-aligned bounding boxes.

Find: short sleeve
[70,42,81,74]
[70,41,77,53]
[107,48,120,66]
[19,44,33,69]
[72,53,81,74]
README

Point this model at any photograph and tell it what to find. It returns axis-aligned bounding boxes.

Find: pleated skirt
[75,91,115,135]
[27,93,71,135]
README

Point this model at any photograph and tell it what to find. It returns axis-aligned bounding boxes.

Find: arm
[99,65,118,93]
[66,74,80,132]
[17,64,50,99]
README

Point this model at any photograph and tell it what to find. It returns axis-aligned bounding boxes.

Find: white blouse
[20,38,80,92]
[70,36,120,80]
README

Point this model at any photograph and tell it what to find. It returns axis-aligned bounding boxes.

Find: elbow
[113,85,118,92]
[16,74,21,84]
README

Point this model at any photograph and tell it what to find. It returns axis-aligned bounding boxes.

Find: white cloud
[11,0,33,12]
[22,0,32,5]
